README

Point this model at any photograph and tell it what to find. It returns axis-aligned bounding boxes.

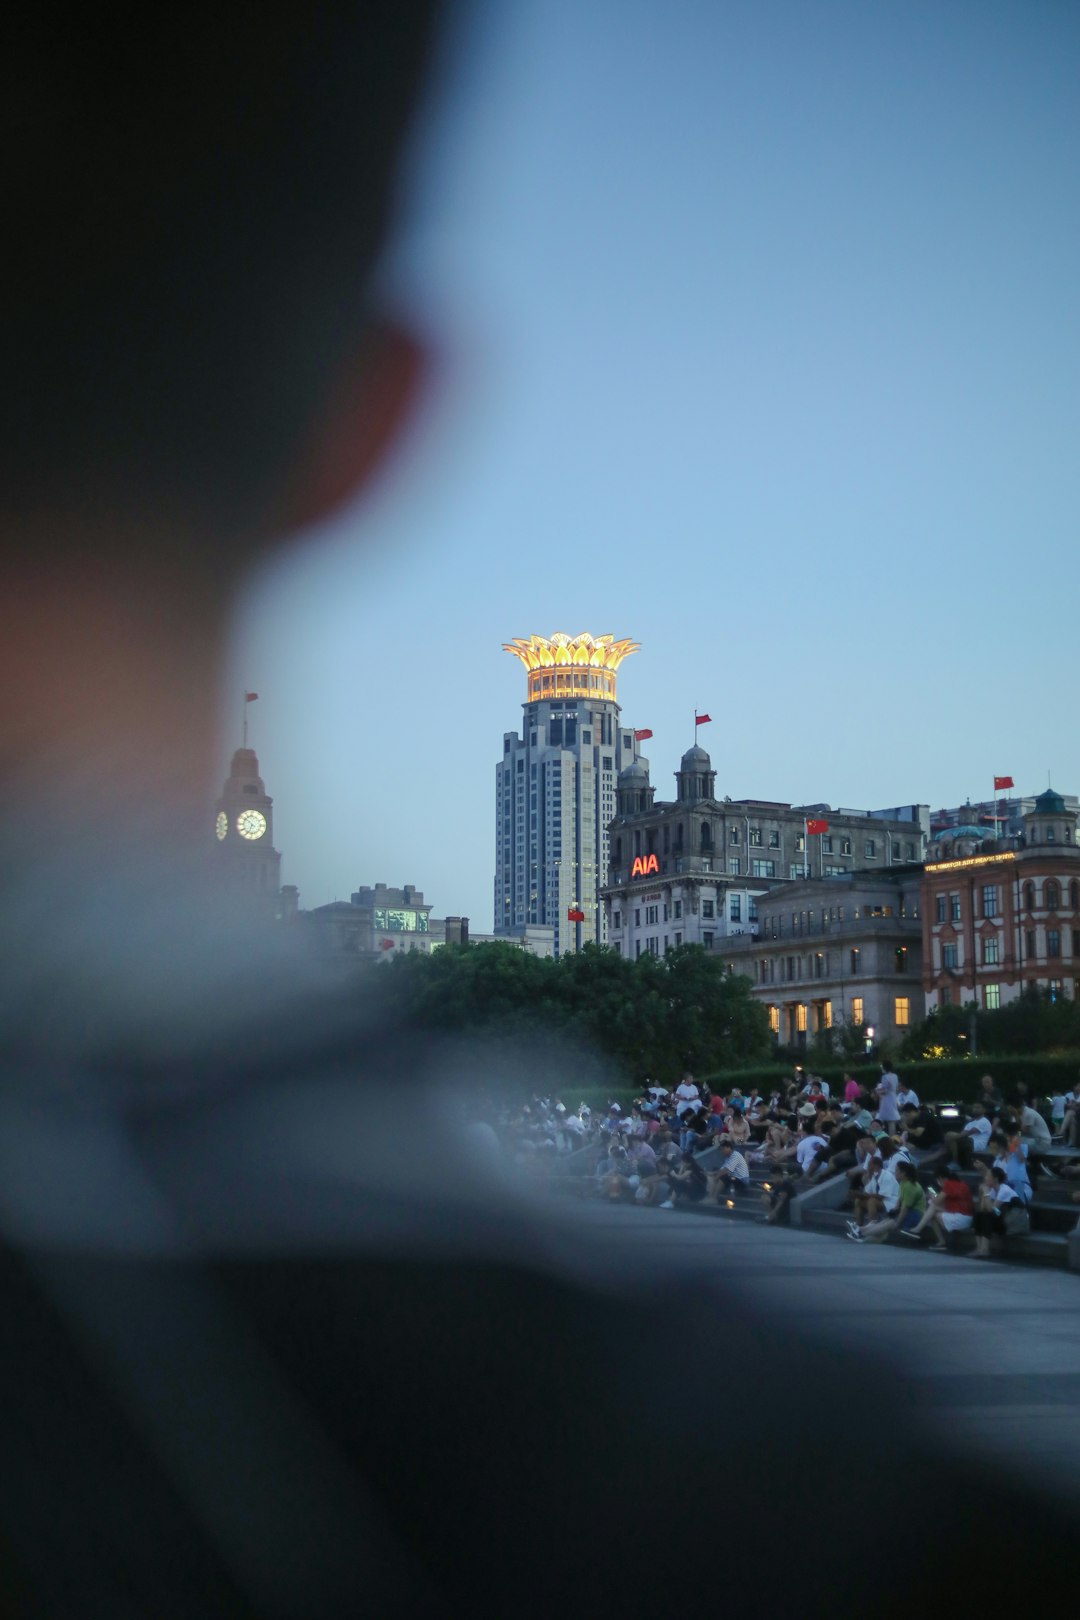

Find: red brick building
[921,789,1080,1012]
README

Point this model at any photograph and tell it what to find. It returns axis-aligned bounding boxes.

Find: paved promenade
[564,1201,1080,1492]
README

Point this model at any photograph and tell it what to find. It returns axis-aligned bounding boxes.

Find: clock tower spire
[213,744,283,919]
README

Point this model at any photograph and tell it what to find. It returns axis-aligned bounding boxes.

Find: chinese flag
[634,728,653,741]
[695,713,712,725]
[994,775,1014,790]
[806,818,829,835]
[245,692,259,702]
[567,907,585,922]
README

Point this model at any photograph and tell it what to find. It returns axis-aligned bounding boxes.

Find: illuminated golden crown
[503,632,639,702]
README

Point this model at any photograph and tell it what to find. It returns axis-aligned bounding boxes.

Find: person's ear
[276,318,427,534]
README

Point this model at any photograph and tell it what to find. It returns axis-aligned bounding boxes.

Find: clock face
[236,809,267,841]
[215,811,228,841]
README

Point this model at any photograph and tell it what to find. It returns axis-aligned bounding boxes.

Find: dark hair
[6,4,444,523]
[896,1161,916,1180]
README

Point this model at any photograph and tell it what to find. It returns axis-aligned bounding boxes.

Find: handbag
[1002,1204,1031,1237]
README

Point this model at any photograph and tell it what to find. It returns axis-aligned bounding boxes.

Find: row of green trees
[899,988,1080,1061]
[373,941,771,1083]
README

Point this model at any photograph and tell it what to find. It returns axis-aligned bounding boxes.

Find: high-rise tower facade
[495,632,642,956]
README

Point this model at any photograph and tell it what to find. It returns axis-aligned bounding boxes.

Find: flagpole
[242,691,248,749]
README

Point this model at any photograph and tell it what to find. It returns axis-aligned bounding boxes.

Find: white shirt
[796,1135,827,1171]
[897,1088,920,1109]
[674,1082,700,1116]
[1020,1106,1051,1146]
[718,1150,750,1182]
[876,1164,901,1212]
[962,1116,992,1148]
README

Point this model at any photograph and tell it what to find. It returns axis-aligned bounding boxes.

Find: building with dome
[921,787,1080,1013]
[494,632,645,955]
[602,742,927,961]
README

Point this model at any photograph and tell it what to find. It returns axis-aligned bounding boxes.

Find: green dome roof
[1033,787,1067,815]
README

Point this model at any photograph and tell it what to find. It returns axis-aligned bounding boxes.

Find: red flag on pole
[567,907,585,923]
[993,775,1013,790]
[633,728,653,741]
[806,818,829,835]
[695,713,712,725]
[245,692,259,702]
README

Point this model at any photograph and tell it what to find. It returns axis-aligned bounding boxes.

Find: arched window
[1044,879,1060,910]
[1024,881,1036,911]
[700,822,712,849]
[1071,880,1080,911]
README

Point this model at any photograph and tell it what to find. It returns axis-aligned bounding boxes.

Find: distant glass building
[495,632,643,956]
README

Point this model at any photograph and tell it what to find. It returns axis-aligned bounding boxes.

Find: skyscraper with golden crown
[496,632,643,955]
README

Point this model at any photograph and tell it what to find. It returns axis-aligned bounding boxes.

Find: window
[821,835,833,853]
[1026,929,1036,959]
[865,839,877,858]
[1048,929,1062,957]
[729,826,740,844]
[674,932,682,947]
[635,941,642,959]
[750,827,762,846]
[895,946,908,972]
[950,893,961,922]
[935,895,947,923]
[906,842,916,860]
[941,987,951,1006]
[982,935,1000,965]
[768,1006,780,1034]
[981,885,999,918]
[768,830,780,848]
[1024,881,1035,911]
[729,857,741,875]
[813,952,825,978]
[851,996,864,1025]
[748,898,758,922]
[840,838,852,855]
[701,858,712,872]
[729,895,742,922]
[751,859,776,878]
[703,931,714,948]
[1045,880,1061,910]
[1049,979,1063,1001]
[796,1004,807,1033]
[634,909,641,927]
[645,905,659,926]
[1072,881,1080,911]
[613,911,621,929]
[673,900,682,918]
[823,1000,833,1029]
[795,833,805,853]
[942,942,958,969]
[850,947,860,974]
[983,984,1001,1011]
[701,900,715,919]
[894,997,910,1026]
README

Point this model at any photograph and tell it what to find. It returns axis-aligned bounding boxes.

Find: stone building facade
[715,869,924,1049]
[921,789,1080,1012]
[601,743,927,963]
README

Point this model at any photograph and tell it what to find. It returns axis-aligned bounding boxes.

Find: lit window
[984,984,1001,1010]
[769,1006,780,1034]
[823,1000,833,1028]
[894,997,910,1027]
[982,935,999,965]
[796,1004,807,1032]
[852,996,864,1025]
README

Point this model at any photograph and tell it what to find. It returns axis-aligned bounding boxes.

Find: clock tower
[213,746,283,920]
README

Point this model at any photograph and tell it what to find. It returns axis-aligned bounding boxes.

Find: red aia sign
[630,853,660,878]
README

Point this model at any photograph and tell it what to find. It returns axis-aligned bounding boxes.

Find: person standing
[875,1063,902,1130]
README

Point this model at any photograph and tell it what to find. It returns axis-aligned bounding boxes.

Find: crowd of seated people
[500,1065,1080,1258]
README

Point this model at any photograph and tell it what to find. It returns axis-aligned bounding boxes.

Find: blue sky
[228,0,1080,922]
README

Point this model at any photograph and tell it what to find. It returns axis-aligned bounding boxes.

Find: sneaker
[846,1230,864,1243]
[900,1228,921,1240]
[845,1220,859,1236]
